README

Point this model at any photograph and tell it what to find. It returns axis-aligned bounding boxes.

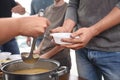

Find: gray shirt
[65,0,120,52]
[40,3,71,69]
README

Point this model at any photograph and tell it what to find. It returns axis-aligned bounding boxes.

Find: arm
[0,18,19,44]
[61,7,120,49]
[40,46,64,59]
[89,7,120,36]
[34,40,64,59]
[63,0,79,31]
[51,0,79,33]
[26,37,32,46]
[0,16,50,45]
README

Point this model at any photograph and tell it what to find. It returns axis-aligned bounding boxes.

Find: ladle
[21,9,44,64]
[21,38,39,64]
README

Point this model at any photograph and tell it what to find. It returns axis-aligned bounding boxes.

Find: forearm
[0,18,19,44]
[62,19,76,32]
[36,40,44,53]
[90,7,120,37]
[40,46,64,59]
[63,0,79,32]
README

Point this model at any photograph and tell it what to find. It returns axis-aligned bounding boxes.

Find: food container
[50,33,72,44]
[8,54,21,61]
[50,33,79,44]
[0,52,11,60]
[0,52,12,78]
[1,59,67,80]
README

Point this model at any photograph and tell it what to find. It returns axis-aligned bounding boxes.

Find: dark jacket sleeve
[11,0,17,8]
[65,0,79,23]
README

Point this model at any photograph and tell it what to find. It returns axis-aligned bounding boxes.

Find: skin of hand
[40,53,49,59]
[0,15,50,44]
[39,46,64,59]
[33,48,40,54]
[51,19,76,33]
[11,4,26,15]
[33,40,44,54]
[61,27,95,50]
[33,40,64,59]
[33,48,50,59]
[26,37,32,46]
[33,49,48,59]
[18,15,50,38]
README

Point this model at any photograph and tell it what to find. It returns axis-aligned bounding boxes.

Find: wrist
[16,17,25,35]
[88,26,100,37]
[63,19,76,32]
[11,18,20,36]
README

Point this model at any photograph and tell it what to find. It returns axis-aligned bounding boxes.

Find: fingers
[71,29,82,38]
[50,27,62,33]
[26,37,31,46]
[33,17,50,37]
[61,37,81,44]
[39,17,50,29]
[11,5,25,15]
[46,19,51,27]
[61,43,85,50]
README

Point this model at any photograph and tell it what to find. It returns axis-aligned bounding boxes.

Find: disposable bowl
[50,33,72,44]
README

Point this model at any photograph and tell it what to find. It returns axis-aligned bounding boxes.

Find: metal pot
[1,59,67,80]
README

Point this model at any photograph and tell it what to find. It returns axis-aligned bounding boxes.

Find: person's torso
[40,2,71,69]
[40,3,70,57]
[77,0,120,52]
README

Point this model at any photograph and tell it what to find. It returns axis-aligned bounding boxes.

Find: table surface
[59,73,85,80]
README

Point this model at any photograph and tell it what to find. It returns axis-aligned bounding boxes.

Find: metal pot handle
[56,66,68,76]
[49,66,68,78]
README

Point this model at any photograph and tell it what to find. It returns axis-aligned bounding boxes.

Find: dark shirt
[0,0,20,54]
[0,0,17,17]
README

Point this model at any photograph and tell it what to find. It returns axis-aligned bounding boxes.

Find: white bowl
[8,54,21,61]
[0,52,11,60]
[50,33,73,44]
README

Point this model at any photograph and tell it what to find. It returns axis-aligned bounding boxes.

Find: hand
[50,26,69,33]
[18,15,50,38]
[51,19,76,33]
[26,37,31,46]
[33,49,40,54]
[33,48,49,59]
[60,27,95,50]
[40,54,49,59]
[11,5,25,15]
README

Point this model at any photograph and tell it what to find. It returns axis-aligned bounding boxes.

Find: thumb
[71,30,82,38]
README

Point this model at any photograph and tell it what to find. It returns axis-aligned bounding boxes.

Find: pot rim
[1,59,60,75]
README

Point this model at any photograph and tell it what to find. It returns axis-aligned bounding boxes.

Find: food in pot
[1,59,67,80]
[13,68,49,74]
